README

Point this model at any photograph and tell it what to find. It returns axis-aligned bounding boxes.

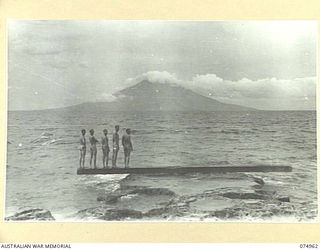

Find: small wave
[155,129,168,132]
[221,129,240,134]
[54,141,75,145]
[120,194,138,200]
[263,179,284,185]
[131,130,154,135]
[31,132,54,144]
[300,129,314,134]
[41,132,54,137]
[34,127,57,132]
[209,160,230,165]
[41,139,63,146]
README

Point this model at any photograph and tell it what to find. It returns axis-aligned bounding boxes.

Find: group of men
[79,125,133,169]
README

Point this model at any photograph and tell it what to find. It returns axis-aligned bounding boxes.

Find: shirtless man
[79,129,86,168]
[122,128,133,168]
[101,129,110,168]
[112,125,120,168]
[89,129,99,169]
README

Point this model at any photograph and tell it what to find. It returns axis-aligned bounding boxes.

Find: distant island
[63,80,255,112]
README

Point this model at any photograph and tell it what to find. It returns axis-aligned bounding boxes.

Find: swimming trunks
[79,136,86,151]
[122,134,132,152]
[101,136,110,153]
[113,132,119,151]
[89,135,98,153]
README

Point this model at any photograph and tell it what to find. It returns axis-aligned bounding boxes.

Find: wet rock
[185,197,197,203]
[252,177,265,185]
[97,194,121,203]
[101,209,143,220]
[143,197,192,219]
[129,187,176,196]
[220,192,268,200]
[277,196,290,202]
[242,200,261,205]
[205,209,234,219]
[253,184,277,196]
[144,207,170,217]
[254,189,277,196]
[252,184,263,189]
[97,196,105,202]
[177,202,186,206]
[77,207,105,218]
[120,184,146,190]
[77,207,143,220]
[212,210,229,218]
[5,208,55,221]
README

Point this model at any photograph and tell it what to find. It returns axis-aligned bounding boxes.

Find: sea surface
[5,110,317,221]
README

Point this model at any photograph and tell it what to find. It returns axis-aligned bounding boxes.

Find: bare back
[122,134,132,150]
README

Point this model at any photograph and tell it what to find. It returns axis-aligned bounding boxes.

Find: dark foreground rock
[128,187,176,196]
[77,207,143,220]
[78,172,308,221]
[97,187,176,206]
[97,194,121,203]
[220,192,269,200]
[277,196,290,202]
[5,208,55,221]
[204,200,298,220]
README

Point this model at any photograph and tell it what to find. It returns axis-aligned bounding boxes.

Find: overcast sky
[8,20,317,110]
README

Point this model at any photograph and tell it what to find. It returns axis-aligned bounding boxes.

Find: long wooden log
[77,165,292,175]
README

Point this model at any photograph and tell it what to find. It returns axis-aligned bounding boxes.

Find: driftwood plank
[77,165,292,175]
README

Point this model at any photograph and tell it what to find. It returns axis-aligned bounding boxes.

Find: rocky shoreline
[5,208,55,221]
[75,180,310,221]
[5,174,316,222]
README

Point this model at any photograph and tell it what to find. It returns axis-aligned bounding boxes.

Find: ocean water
[5,110,317,221]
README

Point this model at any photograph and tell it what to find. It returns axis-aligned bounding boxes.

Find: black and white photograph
[5,20,317,222]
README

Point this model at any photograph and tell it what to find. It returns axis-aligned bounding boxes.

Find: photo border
[0,0,319,242]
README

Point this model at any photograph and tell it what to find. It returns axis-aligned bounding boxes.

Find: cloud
[190,74,316,99]
[124,71,316,110]
[95,93,118,102]
[8,21,316,110]
[124,71,181,87]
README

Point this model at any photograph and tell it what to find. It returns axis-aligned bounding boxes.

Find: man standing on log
[112,125,120,168]
[89,129,99,169]
[101,129,110,168]
[79,129,86,168]
[122,128,133,168]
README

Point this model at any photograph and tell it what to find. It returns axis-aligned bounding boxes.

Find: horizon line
[7,108,316,112]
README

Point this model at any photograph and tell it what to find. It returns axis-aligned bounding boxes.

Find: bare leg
[90,150,93,168]
[94,151,97,168]
[124,152,127,168]
[113,149,118,168]
[106,152,109,168]
[82,150,86,168]
[115,149,118,167]
[112,150,115,167]
[127,151,131,168]
[79,151,82,168]
[112,149,116,167]
[102,151,106,168]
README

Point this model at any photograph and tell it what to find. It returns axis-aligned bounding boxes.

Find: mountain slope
[66,80,255,112]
